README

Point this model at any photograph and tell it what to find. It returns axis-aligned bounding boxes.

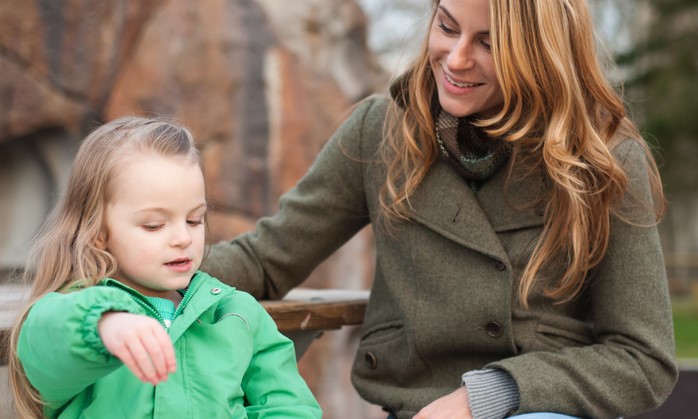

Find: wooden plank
[261,288,369,331]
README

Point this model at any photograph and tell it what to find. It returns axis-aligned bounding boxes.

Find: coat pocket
[360,320,404,344]
[353,320,428,388]
[535,322,594,350]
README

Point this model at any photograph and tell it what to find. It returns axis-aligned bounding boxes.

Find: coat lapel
[408,160,545,261]
[408,161,509,261]
[476,160,545,233]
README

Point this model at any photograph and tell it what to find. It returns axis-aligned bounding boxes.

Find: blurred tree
[616,0,698,193]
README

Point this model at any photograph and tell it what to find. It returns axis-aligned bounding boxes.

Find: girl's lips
[165,258,193,273]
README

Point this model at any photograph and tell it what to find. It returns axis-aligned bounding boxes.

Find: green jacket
[18,271,321,418]
[202,96,678,418]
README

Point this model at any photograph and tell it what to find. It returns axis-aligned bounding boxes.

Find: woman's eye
[481,40,491,51]
[438,21,457,35]
[143,224,163,232]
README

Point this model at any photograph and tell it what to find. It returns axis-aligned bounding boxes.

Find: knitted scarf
[432,101,510,181]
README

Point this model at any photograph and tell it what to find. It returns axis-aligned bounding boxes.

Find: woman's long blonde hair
[8,116,199,418]
[379,0,665,307]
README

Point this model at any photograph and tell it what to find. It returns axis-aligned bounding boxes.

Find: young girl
[8,117,322,418]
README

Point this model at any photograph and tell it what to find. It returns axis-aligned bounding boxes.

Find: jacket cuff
[80,299,144,362]
[462,368,520,419]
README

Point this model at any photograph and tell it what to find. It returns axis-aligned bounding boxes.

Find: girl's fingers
[114,345,147,383]
[127,338,160,384]
[141,326,176,381]
[153,328,177,373]
[139,330,169,382]
[98,312,176,384]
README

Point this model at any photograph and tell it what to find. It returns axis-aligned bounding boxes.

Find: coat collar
[391,71,545,257]
[408,159,544,261]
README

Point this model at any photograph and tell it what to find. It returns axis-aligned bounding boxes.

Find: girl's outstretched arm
[17,286,149,408]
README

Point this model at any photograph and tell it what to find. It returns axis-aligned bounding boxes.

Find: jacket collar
[101,271,234,343]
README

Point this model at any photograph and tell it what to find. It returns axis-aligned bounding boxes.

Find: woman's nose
[447,37,475,71]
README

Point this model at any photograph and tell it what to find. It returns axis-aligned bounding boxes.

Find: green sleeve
[17,286,146,407]
[239,293,322,418]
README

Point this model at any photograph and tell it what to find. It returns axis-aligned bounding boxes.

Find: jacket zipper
[103,273,205,330]
[131,297,168,329]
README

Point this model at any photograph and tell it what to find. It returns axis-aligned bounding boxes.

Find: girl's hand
[413,387,472,419]
[98,312,176,385]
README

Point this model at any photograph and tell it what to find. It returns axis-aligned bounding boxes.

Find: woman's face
[428,0,504,118]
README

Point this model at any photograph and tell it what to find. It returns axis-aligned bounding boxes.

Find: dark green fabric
[202,95,677,419]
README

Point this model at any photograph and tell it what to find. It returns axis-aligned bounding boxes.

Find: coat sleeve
[200,97,385,299]
[490,140,678,418]
[17,287,146,408]
[238,292,323,418]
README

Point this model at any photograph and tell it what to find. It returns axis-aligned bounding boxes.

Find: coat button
[365,352,378,369]
[210,287,221,295]
[493,260,506,271]
[486,322,503,338]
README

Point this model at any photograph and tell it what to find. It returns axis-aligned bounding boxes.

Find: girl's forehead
[108,152,203,197]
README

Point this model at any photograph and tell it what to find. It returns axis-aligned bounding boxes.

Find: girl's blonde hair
[379,0,665,307]
[8,116,199,418]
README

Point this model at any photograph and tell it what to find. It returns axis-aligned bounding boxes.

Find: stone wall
[0,0,388,417]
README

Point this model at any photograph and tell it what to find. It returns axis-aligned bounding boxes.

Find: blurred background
[1,0,696,417]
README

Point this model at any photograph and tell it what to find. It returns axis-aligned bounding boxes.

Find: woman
[202,0,677,417]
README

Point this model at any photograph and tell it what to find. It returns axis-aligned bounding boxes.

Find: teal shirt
[17,271,321,418]
[147,296,176,328]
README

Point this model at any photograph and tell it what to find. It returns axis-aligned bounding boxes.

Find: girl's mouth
[165,258,190,266]
[165,258,193,272]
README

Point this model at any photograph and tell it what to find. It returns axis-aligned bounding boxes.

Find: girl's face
[428,0,504,117]
[98,153,206,300]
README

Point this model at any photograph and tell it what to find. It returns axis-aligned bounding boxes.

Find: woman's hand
[413,386,472,419]
[98,311,176,385]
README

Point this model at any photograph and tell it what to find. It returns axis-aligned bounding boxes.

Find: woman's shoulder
[345,93,393,132]
[610,137,659,189]
[611,137,649,167]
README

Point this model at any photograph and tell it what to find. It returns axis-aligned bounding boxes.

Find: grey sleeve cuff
[462,368,520,419]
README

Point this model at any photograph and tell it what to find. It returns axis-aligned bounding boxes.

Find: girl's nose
[169,224,192,247]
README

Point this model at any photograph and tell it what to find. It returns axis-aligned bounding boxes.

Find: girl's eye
[438,21,457,35]
[143,224,163,232]
[481,40,491,51]
[187,219,204,226]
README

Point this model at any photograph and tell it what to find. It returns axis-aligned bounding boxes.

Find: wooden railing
[0,285,369,365]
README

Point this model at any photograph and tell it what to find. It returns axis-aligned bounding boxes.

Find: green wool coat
[203,96,678,418]
[18,271,321,418]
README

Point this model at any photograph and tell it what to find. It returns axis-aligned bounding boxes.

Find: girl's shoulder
[195,271,263,311]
